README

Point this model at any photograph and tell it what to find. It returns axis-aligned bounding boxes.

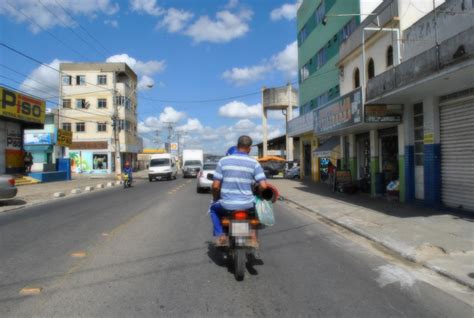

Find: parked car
[148,153,178,181]
[196,162,217,193]
[284,166,300,179]
[0,175,17,199]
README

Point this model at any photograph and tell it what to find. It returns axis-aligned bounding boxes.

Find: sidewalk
[271,178,474,289]
[0,171,148,213]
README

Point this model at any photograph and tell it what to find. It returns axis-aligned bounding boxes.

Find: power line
[5,1,90,61]
[0,63,59,93]
[37,0,107,59]
[53,0,112,56]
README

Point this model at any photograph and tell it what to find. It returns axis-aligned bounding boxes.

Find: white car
[148,153,178,181]
[0,175,17,199]
[196,162,217,193]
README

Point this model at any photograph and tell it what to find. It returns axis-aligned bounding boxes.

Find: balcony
[287,111,314,137]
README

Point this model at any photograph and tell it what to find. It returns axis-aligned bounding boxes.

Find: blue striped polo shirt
[213,152,266,210]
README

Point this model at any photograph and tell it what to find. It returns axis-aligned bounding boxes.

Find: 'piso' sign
[0,86,45,124]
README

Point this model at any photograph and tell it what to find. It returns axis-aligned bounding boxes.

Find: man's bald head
[237,135,253,153]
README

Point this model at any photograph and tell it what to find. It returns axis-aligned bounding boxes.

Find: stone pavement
[271,178,474,290]
[0,171,149,213]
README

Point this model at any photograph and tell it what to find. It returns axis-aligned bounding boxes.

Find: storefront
[314,88,403,197]
[67,141,111,174]
[0,86,45,174]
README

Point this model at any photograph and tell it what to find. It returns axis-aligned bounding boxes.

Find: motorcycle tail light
[249,219,259,225]
[8,178,15,186]
[221,218,230,226]
[234,211,248,220]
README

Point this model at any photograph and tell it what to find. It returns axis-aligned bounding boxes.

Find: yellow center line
[19,287,42,296]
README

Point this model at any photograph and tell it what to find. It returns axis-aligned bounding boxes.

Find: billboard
[24,133,53,145]
[0,86,45,124]
[364,105,402,123]
[314,88,362,134]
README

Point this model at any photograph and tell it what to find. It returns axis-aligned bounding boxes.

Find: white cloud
[233,119,256,131]
[137,75,154,90]
[219,101,262,119]
[177,118,204,132]
[106,53,165,90]
[225,0,239,9]
[159,106,186,123]
[271,40,298,78]
[104,19,119,28]
[157,8,193,33]
[129,0,163,16]
[20,59,67,100]
[184,9,253,43]
[222,65,270,86]
[270,1,302,21]
[0,0,119,33]
[222,40,298,86]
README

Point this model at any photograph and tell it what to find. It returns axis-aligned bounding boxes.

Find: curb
[282,196,474,290]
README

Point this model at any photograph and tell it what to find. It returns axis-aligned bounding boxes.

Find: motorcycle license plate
[231,222,249,236]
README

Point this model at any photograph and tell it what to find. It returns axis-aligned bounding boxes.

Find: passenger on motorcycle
[210,135,268,246]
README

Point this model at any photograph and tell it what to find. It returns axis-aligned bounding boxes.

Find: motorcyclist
[123,161,133,184]
[210,135,268,246]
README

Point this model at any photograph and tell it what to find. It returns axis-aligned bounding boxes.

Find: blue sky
[0,0,300,153]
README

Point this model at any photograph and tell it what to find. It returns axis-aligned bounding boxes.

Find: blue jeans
[209,202,227,236]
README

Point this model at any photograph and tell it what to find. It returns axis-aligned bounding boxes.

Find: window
[62,123,71,131]
[76,99,87,109]
[386,45,394,67]
[97,122,107,132]
[300,64,309,82]
[314,1,325,25]
[341,18,357,41]
[76,122,85,132]
[367,58,375,79]
[63,99,71,108]
[97,99,107,109]
[76,75,86,85]
[62,75,72,85]
[413,103,424,166]
[316,47,327,69]
[97,75,107,85]
[354,68,360,88]
[299,26,308,44]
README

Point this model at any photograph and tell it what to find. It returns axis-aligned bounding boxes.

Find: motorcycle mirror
[207,173,214,181]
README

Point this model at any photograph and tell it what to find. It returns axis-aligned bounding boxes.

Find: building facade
[366,0,474,211]
[290,0,385,181]
[0,86,45,174]
[59,63,140,174]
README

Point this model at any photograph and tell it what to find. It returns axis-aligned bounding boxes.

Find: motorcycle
[207,174,277,281]
[122,173,132,189]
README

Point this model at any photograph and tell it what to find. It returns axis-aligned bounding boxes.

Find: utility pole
[153,129,162,147]
[113,72,122,178]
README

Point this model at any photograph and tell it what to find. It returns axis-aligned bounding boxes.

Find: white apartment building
[59,63,141,174]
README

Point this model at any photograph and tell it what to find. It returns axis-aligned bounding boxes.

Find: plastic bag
[255,196,275,226]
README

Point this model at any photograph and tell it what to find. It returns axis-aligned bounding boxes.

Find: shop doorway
[379,127,399,190]
[303,143,312,178]
[356,133,371,192]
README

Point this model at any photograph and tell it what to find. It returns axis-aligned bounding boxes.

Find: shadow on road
[0,199,26,207]
[206,242,264,277]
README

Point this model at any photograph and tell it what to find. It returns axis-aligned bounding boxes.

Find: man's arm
[254,162,268,193]
[211,180,221,202]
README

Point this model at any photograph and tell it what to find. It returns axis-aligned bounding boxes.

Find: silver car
[196,162,217,193]
[0,175,18,199]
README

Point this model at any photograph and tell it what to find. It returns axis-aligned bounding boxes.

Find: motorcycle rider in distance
[123,161,133,185]
[210,135,268,246]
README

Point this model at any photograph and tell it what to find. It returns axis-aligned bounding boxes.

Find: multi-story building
[366,0,474,210]
[59,63,141,174]
[289,0,384,181]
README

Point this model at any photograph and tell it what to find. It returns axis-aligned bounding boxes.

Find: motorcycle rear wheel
[234,248,246,281]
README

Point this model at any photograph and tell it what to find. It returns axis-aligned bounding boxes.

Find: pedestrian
[24,152,33,173]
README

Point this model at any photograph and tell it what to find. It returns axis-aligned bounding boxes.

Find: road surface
[1,177,472,317]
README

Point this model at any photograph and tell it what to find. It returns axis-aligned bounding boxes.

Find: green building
[288,0,362,181]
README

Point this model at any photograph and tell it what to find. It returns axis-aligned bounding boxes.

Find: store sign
[57,129,73,147]
[364,105,402,123]
[170,143,178,151]
[6,129,22,149]
[24,133,52,145]
[424,133,434,144]
[0,86,45,124]
[314,88,362,134]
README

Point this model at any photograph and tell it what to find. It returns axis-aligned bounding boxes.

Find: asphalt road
[0,177,472,317]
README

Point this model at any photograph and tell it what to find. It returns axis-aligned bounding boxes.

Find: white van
[148,154,177,181]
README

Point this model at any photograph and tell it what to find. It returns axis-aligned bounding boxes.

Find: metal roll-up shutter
[440,94,474,212]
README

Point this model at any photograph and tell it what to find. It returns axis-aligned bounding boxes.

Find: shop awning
[313,136,340,158]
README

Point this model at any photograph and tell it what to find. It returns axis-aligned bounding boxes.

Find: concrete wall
[403,0,473,60]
